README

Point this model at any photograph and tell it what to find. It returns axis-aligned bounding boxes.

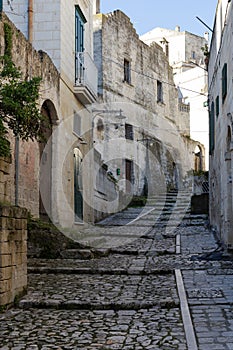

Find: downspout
[28,0,33,43]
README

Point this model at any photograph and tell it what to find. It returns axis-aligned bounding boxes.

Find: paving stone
[1,192,233,348]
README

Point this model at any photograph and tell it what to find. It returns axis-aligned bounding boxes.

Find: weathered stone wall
[0,13,60,217]
[208,0,233,249]
[0,157,11,204]
[0,205,27,307]
[93,10,202,215]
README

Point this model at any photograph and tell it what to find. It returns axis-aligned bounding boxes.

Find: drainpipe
[28,0,33,43]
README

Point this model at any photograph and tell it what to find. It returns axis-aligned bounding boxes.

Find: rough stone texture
[93,11,202,221]
[1,192,233,348]
[140,27,209,168]
[0,13,60,218]
[0,157,11,204]
[208,1,233,250]
[2,2,98,227]
[0,205,28,307]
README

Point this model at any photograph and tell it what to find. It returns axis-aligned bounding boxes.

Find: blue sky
[100,1,216,37]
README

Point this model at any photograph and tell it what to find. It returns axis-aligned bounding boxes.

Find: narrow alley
[1,192,233,350]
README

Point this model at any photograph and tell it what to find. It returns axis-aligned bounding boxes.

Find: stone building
[141,26,208,169]
[0,14,59,217]
[93,10,202,220]
[3,0,98,227]
[208,0,233,249]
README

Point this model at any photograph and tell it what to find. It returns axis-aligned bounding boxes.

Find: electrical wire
[103,56,208,97]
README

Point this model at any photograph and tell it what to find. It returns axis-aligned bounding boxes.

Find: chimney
[175,25,180,32]
[204,32,209,42]
[94,0,100,14]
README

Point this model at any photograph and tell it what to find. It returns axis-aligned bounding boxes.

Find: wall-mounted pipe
[28,0,33,43]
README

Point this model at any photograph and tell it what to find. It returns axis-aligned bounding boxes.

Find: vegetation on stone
[0,23,43,157]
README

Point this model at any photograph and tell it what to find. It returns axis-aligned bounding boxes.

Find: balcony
[74,52,98,105]
[179,102,190,113]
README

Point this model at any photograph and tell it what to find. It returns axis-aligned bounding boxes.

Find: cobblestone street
[1,192,233,349]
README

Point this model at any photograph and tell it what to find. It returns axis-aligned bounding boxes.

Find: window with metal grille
[222,63,227,103]
[124,59,131,84]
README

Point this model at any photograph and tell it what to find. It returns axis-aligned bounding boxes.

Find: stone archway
[39,100,58,221]
[194,145,203,172]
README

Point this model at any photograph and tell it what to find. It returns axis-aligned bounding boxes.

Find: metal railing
[193,175,209,195]
[179,102,190,113]
[75,51,98,98]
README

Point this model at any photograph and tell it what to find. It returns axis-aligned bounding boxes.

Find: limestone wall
[0,13,60,217]
[208,0,233,249]
[93,10,200,208]
[0,157,11,205]
[0,205,27,307]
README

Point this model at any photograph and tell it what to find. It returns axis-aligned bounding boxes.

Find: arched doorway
[194,145,203,172]
[74,147,83,222]
[39,100,58,221]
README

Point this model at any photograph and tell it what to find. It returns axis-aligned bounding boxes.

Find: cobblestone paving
[1,192,233,349]
[19,273,178,309]
[0,308,186,349]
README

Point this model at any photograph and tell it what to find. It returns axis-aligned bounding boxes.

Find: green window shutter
[209,101,215,155]
[222,63,227,102]
[75,6,86,53]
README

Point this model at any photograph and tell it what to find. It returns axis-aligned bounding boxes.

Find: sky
[100,0,216,38]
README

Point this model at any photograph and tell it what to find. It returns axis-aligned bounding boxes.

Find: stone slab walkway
[0,192,233,349]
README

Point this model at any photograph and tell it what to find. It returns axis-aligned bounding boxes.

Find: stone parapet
[0,205,27,307]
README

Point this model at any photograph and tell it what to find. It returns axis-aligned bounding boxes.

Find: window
[157,80,163,103]
[73,112,81,136]
[191,51,196,59]
[124,59,131,84]
[75,6,86,53]
[209,101,215,155]
[215,96,219,117]
[125,124,133,140]
[222,63,227,103]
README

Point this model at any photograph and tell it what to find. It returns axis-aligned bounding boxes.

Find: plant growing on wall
[0,22,43,157]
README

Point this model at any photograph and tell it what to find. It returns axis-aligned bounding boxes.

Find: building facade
[208,0,233,249]
[93,10,202,221]
[0,13,59,217]
[3,0,98,227]
[140,27,208,169]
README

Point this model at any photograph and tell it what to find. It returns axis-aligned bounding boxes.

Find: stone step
[18,273,179,311]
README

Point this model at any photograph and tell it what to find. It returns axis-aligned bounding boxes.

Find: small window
[125,124,133,140]
[222,63,227,103]
[124,59,131,84]
[215,96,219,117]
[73,112,81,136]
[191,51,196,59]
[157,80,163,103]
